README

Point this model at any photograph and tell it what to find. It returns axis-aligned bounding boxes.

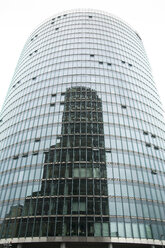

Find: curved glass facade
[0,9,165,247]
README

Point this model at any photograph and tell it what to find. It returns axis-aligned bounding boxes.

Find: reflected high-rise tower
[0,10,165,248]
[7,86,108,238]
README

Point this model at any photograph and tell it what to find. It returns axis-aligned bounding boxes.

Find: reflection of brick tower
[19,86,109,237]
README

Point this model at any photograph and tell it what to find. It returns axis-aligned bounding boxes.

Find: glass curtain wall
[0,10,164,245]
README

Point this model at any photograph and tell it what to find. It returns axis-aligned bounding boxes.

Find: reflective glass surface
[0,10,165,242]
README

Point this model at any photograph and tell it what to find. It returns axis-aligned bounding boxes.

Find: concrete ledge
[0,237,164,246]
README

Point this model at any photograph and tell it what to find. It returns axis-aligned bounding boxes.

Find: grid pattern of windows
[0,10,165,245]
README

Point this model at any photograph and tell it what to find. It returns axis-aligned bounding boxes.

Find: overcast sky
[0,0,165,114]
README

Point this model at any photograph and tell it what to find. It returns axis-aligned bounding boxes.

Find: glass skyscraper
[0,9,164,248]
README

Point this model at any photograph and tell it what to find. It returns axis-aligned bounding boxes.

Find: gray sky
[0,0,165,114]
